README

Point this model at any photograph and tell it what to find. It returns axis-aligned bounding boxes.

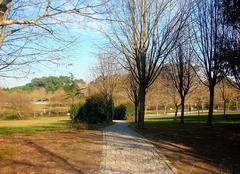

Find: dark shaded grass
[137,114,240,173]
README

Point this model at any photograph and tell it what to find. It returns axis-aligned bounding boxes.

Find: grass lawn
[0,116,112,136]
[0,116,111,174]
[0,116,72,136]
[136,113,240,174]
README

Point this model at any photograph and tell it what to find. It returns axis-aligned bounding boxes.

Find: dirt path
[100,121,176,174]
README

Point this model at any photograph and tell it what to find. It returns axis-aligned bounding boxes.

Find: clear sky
[0,19,105,88]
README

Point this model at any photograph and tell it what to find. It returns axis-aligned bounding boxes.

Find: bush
[69,103,83,121]
[74,94,114,123]
[114,104,127,120]
[125,102,134,116]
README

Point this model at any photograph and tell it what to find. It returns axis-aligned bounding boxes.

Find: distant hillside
[12,76,86,92]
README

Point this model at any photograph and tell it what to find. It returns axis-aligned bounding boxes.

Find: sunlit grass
[0,116,115,136]
[145,113,240,124]
[0,122,72,136]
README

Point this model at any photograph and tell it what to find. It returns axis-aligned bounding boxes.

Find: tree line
[12,76,85,93]
[100,0,240,128]
[0,0,239,128]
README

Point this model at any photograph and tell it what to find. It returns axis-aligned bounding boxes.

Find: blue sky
[1,22,105,88]
[0,0,109,88]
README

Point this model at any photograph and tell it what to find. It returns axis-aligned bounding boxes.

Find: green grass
[145,113,240,124]
[0,115,114,136]
[0,122,72,136]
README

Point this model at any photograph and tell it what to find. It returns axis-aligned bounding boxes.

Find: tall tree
[218,79,239,117]
[190,0,228,125]
[220,0,240,89]
[93,52,120,121]
[104,0,187,128]
[124,74,139,123]
[160,73,181,120]
[165,43,196,124]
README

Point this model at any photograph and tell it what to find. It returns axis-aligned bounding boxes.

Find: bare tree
[104,0,188,128]
[93,52,120,121]
[124,74,139,123]
[190,0,229,125]
[218,79,239,117]
[165,42,196,124]
[0,0,105,77]
[160,71,181,120]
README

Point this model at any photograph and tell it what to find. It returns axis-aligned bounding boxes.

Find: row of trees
[101,0,240,128]
[0,87,80,119]
[0,0,239,128]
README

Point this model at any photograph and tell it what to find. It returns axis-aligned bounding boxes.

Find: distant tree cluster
[13,76,85,93]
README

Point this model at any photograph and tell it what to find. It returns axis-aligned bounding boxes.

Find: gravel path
[100,121,176,174]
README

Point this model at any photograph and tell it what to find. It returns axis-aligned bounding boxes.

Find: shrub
[125,102,134,117]
[69,103,83,121]
[74,94,113,123]
[114,104,127,120]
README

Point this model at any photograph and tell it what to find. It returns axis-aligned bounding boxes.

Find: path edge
[128,124,178,174]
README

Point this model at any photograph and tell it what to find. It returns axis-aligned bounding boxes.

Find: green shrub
[74,94,114,123]
[69,103,83,121]
[125,102,134,117]
[114,104,127,120]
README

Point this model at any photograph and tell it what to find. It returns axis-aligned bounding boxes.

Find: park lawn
[0,116,106,174]
[0,116,72,136]
[137,114,240,174]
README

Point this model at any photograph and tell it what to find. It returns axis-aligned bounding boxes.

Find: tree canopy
[12,76,85,93]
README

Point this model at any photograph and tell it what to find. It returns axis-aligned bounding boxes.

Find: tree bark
[138,86,146,129]
[134,101,138,123]
[223,100,226,118]
[180,96,185,124]
[174,105,179,121]
[208,85,215,126]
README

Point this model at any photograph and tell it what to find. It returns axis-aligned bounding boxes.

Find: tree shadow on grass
[24,140,84,174]
[140,118,240,174]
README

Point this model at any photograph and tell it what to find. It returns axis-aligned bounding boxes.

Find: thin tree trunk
[223,100,226,118]
[180,96,185,124]
[164,105,168,115]
[174,105,179,121]
[227,102,231,111]
[138,86,146,129]
[134,101,138,123]
[208,86,215,126]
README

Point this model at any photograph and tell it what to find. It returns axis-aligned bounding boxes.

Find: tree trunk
[180,96,185,124]
[134,101,138,123]
[227,102,231,111]
[164,105,168,115]
[208,85,215,126]
[138,86,146,129]
[223,100,226,118]
[106,97,113,122]
[174,105,179,121]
